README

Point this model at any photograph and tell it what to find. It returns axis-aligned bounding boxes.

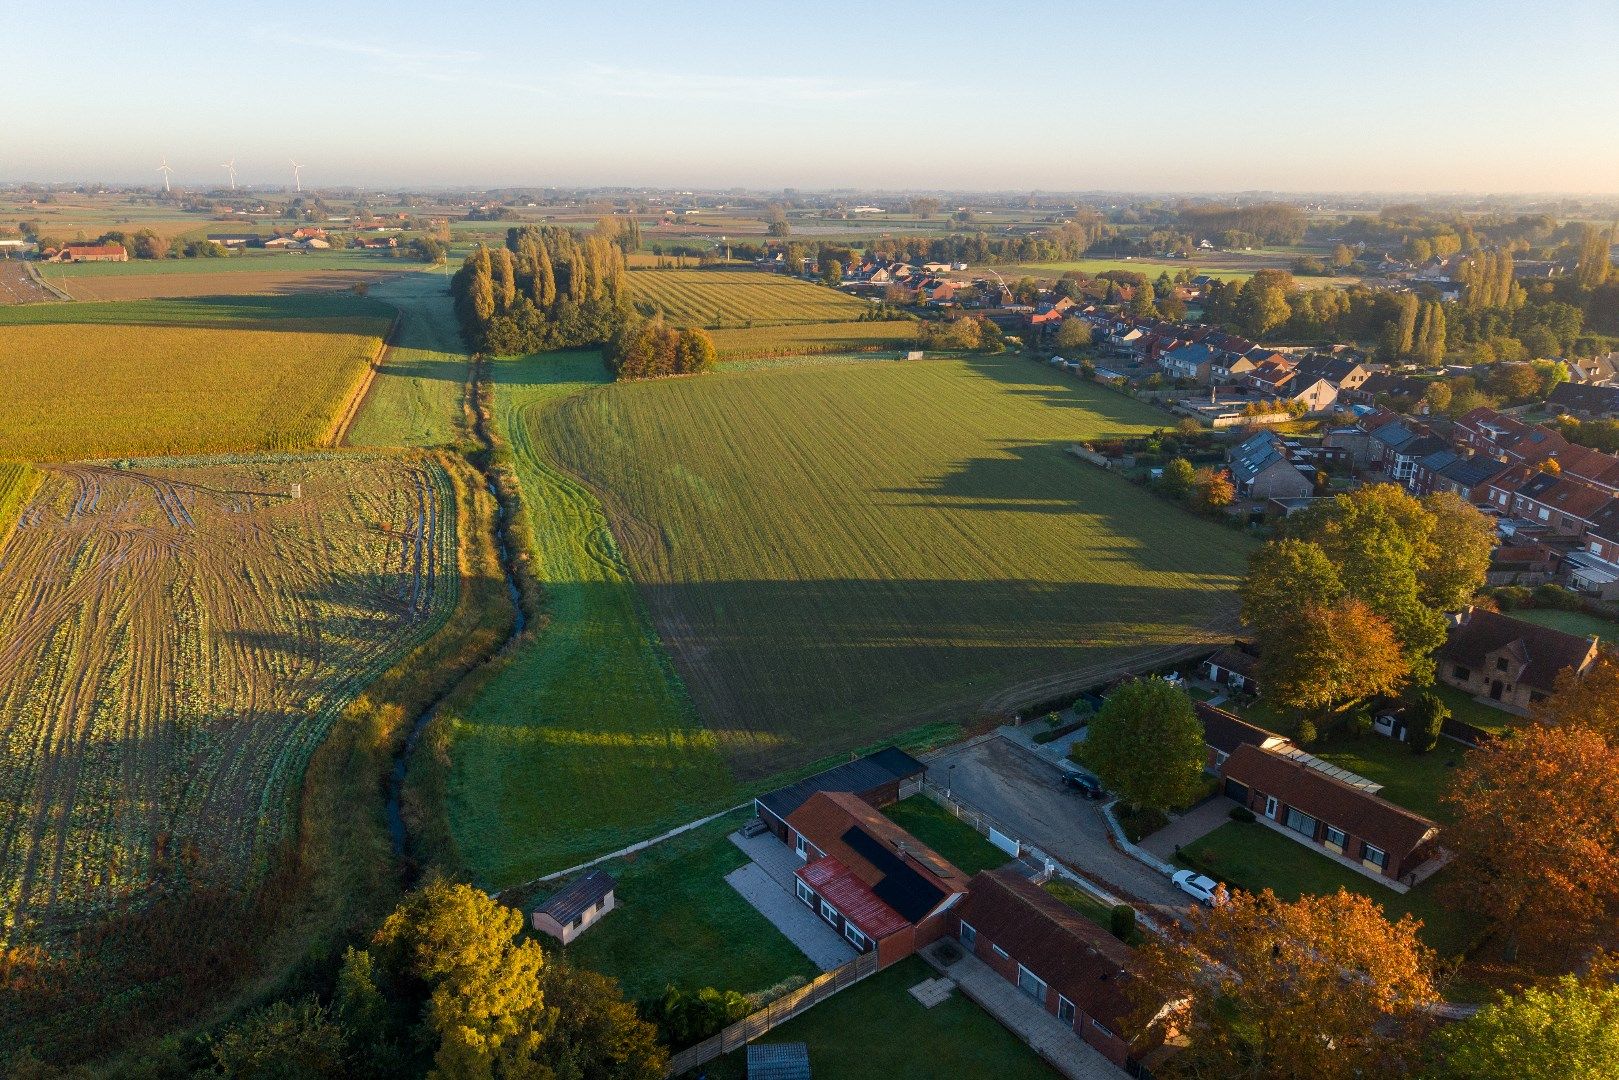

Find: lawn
[344,272,472,448]
[430,351,740,889]
[625,270,869,326]
[1313,732,1467,823]
[700,956,1060,1080]
[541,355,1255,779]
[0,294,393,459]
[1506,605,1619,643]
[557,814,817,1003]
[1426,681,1527,736]
[882,797,1012,876]
[1179,821,1482,959]
[1043,879,1141,944]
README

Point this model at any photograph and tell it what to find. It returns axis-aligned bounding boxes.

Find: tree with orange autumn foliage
[1263,598,1410,711]
[1532,650,1619,742]
[1128,888,1438,1080]
[1441,724,1619,959]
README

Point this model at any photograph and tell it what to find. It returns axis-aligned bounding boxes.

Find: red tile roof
[786,791,968,923]
[798,856,910,938]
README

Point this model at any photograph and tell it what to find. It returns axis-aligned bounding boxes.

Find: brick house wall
[1227,780,1417,880]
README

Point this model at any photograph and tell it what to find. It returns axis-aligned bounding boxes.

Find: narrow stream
[384,362,526,863]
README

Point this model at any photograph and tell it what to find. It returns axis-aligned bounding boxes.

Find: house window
[1057,995,1076,1025]
[794,834,807,859]
[819,899,839,926]
[1453,664,1471,681]
[1285,808,1317,838]
[1324,826,1347,854]
[1016,964,1047,1003]
[1263,795,1278,820]
[1362,845,1388,873]
[992,944,1010,960]
[795,879,814,907]
[844,922,868,951]
[959,921,977,950]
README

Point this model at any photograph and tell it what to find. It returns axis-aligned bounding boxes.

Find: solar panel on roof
[840,826,945,923]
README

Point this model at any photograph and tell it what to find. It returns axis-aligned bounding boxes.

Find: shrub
[1230,805,1256,823]
[1493,585,1533,610]
[1346,709,1372,738]
[1533,583,1582,610]
[1295,717,1318,745]
[1109,904,1137,941]
[1407,690,1448,755]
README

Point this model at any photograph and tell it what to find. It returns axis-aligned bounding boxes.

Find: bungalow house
[1199,643,1263,698]
[953,870,1139,1068]
[753,746,925,843]
[1548,382,1619,420]
[1436,606,1598,713]
[1227,431,1315,500]
[57,243,127,263]
[1195,700,1291,772]
[530,870,616,944]
[1159,342,1218,384]
[1220,744,1442,885]
[786,791,969,966]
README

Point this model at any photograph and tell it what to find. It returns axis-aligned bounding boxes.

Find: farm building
[784,791,968,967]
[56,243,126,262]
[206,233,262,248]
[1435,606,1598,713]
[530,870,617,944]
[952,869,1138,1068]
[1220,744,1443,885]
[752,747,925,843]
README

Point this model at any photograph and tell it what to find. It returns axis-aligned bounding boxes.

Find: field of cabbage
[0,452,457,940]
[625,270,869,326]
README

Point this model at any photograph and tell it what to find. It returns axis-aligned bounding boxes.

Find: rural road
[927,737,1191,920]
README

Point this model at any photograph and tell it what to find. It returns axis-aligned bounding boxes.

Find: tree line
[451,223,632,355]
[602,316,717,380]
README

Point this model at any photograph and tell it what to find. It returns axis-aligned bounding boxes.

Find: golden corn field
[0,453,457,940]
[0,320,387,461]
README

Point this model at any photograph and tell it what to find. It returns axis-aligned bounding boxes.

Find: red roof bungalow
[954,870,1142,1068]
[785,791,969,967]
[1220,744,1442,885]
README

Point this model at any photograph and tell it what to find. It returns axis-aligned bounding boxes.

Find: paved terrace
[727,829,857,971]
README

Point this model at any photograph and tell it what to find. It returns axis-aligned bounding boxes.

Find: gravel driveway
[928,737,1189,918]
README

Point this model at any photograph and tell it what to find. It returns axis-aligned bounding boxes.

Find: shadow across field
[0,291,395,332]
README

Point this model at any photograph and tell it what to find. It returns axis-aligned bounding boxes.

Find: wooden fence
[665,950,879,1077]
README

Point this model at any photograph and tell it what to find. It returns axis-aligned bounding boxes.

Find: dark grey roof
[756,747,925,823]
[748,1043,812,1080]
[1196,700,1285,755]
[1550,382,1619,414]
[1439,455,1509,488]
[840,824,946,922]
[535,870,615,924]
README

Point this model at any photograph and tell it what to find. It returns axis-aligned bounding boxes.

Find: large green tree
[1072,678,1206,812]
[1430,977,1619,1080]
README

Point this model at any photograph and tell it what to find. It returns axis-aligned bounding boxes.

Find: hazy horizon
[8,0,1618,194]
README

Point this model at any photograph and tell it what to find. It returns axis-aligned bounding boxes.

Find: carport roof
[756,747,925,823]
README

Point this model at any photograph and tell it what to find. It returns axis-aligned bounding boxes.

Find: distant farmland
[541,355,1255,778]
[625,270,870,326]
[46,268,410,301]
[0,454,457,939]
[0,295,392,460]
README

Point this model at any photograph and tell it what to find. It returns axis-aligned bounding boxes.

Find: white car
[1172,869,1224,906]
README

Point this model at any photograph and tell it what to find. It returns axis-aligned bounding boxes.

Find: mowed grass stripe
[436,353,738,889]
[625,270,869,326]
[541,356,1255,776]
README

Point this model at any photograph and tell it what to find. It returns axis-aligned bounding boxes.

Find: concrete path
[1139,797,1233,861]
[921,942,1127,1080]
[730,828,806,891]
[724,862,856,972]
[928,737,1189,921]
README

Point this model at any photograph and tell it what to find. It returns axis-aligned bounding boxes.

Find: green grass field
[540,356,1254,778]
[625,270,868,326]
[882,797,1011,876]
[344,272,471,447]
[432,352,738,889]
[707,319,916,360]
[0,295,393,460]
[558,813,817,1002]
[1180,821,1481,959]
[1314,734,1466,823]
[702,956,1060,1080]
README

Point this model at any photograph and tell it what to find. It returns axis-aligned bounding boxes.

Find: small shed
[531,870,616,944]
[747,1042,812,1080]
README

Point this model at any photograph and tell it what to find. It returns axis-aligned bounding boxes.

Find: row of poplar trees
[452,223,631,354]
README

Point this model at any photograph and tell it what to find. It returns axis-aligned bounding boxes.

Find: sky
[7,0,1619,194]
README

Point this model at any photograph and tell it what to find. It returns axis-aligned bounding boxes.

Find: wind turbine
[220,158,237,191]
[158,157,173,193]
[290,159,303,193]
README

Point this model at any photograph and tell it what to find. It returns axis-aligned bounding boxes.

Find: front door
[1490,680,1504,701]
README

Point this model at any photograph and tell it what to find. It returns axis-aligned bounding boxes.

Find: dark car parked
[1060,770,1105,799]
